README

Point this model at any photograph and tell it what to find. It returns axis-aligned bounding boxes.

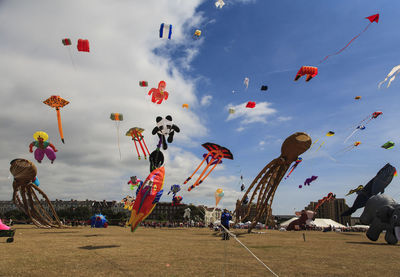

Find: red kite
[77,39,90,52]
[294,66,318,82]
[246,101,256,108]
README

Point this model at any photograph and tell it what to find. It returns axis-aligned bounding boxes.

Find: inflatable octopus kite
[10,159,63,228]
[234,132,311,233]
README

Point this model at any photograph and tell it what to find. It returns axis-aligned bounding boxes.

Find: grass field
[1,225,399,277]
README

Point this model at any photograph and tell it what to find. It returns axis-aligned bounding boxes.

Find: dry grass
[1,225,399,277]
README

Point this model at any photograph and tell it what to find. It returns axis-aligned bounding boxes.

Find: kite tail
[309,138,319,150]
[315,141,325,153]
[344,129,358,143]
[117,122,121,160]
[319,22,372,64]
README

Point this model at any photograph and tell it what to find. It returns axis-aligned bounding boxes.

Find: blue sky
[0,0,400,217]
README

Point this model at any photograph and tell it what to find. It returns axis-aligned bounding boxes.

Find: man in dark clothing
[221,209,232,240]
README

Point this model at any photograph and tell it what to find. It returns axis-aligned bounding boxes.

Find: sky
[1,0,400,217]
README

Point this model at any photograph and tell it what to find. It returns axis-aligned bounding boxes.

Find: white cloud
[226,101,277,125]
[200,95,213,106]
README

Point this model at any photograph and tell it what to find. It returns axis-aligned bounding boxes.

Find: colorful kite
[294,66,318,82]
[121,196,135,211]
[185,143,233,191]
[382,141,395,149]
[160,23,172,39]
[284,157,302,179]
[182,104,189,109]
[128,167,165,232]
[139,81,148,87]
[110,113,123,159]
[246,101,256,108]
[378,65,400,88]
[148,81,169,104]
[43,95,69,144]
[29,131,58,164]
[77,39,90,52]
[299,176,318,189]
[338,141,361,154]
[168,184,181,198]
[193,30,202,39]
[126,127,150,160]
[310,131,335,153]
[345,185,364,196]
[172,196,183,206]
[314,192,336,211]
[128,176,142,191]
[320,14,379,63]
[215,188,224,206]
[344,125,365,143]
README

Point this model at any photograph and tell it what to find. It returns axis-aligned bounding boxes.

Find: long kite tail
[315,141,325,153]
[319,22,372,64]
[344,129,358,143]
[117,123,121,160]
[56,108,65,144]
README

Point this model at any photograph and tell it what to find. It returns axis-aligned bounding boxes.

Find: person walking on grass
[221,209,232,240]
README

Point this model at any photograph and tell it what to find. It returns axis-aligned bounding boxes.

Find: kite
[62,38,75,68]
[29,131,58,164]
[260,85,268,91]
[310,131,335,153]
[215,0,225,8]
[241,184,245,191]
[344,125,365,143]
[229,108,235,114]
[341,163,396,217]
[160,23,172,39]
[172,196,183,206]
[284,157,302,179]
[126,127,150,160]
[382,141,395,149]
[246,101,256,108]
[244,77,249,89]
[128,167,165,232]
[121,196,135,211]
[345,185,364,196]
[320,14,379,63]
[139,81,148,87]
[110,113,123,160]
[337,141,361,154]
[10,159,63,228]
[378,65,400,88]
[345,111,382,143]
[299,176,318,189]
[168,184,181,198]
[185,143,233,191]
[215,188,224,206]
[77,39,90,52]
[314,192,336,211]
[128,176,142,191]
[148,81,169,104]
[182,104,189,109]
[43,95,69,144]
[294,66,318,82]
[235,132,312,232]
[152,115,180,150]
[90,214,108,228]
[355,96,361,100]
[193,30,202,39]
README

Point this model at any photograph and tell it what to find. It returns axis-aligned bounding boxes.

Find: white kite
[244,77,249,89]
[215,0,225,8]
[378,65,400,88]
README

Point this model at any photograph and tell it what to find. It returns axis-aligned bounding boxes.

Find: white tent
[280,217,346,228]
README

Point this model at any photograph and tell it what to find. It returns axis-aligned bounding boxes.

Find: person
[221,209,232,240]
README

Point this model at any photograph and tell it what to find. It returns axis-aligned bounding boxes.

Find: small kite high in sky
[382,141,395,149]
[215,0,225,8]
[246,101,256,108]
[43,95,69,144]
[110,113,123,159]
[185,143,233,191]
[77,39,90,52]
[160,23,172,39]
[294,66,318,82]
[310,131,335,153]
[378,65,400,88]
[193,29,201,39]
[320,14,379,63]
[244,77,249,89]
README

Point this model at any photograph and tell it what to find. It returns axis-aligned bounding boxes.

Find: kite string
[319,22,372,63]
[117,121,121,160]
[219,224,279,277]
[67,47,77,70]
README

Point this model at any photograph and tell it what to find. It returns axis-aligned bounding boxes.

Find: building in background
[305,198,351,226]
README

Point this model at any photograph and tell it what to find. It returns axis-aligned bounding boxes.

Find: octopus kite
[184,143,233,191]
[235,132,311,232]
[294,66,318,82]
[29,131,58,164]
[10,159,63,228]
[126,127,150,160]
[148,81,169,104]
